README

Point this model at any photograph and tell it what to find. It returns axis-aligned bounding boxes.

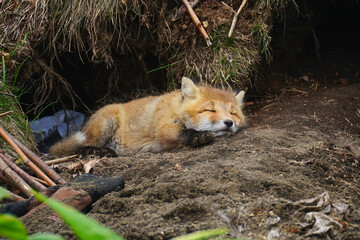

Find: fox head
[180,77,246,137]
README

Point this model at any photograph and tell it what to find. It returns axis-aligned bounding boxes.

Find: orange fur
[48,77,246,157]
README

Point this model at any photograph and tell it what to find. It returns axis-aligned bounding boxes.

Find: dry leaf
[84,159,99,173]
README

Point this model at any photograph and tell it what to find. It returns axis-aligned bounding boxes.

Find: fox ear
[235,90,245,106]
[181,77,199,99]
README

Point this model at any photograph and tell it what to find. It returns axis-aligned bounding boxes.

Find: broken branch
[0,151,47,191]
[0,157,33,197]
[7,131,67,184]
[0,125,56,186]
[228,0,248,38]
[180,0,212,46]
[8,190,26,202]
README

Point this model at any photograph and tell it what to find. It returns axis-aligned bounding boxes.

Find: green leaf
[171,228,227,240]
[0,214,28,240]
[0,187,10,201]
[32,191,124,240]
[29,233,64,240]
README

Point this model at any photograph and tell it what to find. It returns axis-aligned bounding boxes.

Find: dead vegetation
[1,0,294,113]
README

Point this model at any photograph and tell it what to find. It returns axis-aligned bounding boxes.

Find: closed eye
[200,109,216,113]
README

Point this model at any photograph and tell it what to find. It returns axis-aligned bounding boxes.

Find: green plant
[0,187,249,240]
[0,187,124,240]
[147,59,182,91]
[0,188,62,240]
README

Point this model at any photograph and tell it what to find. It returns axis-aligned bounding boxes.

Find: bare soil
[22,81,360,239]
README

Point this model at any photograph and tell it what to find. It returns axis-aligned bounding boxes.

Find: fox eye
[205,109,216,112]
[231,112,238,116]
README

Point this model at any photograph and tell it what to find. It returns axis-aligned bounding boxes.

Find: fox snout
[223,119,233,128]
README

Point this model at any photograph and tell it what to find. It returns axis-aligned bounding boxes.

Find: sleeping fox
[49,77,246,157]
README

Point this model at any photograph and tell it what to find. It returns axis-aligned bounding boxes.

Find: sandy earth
[22,81,360,240]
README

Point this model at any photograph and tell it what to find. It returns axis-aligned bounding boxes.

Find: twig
[228,0,248,38]
[178,0,201,16]
[7,131,67,184]
[0,157,32,197]
[32,176,50,186]
[180,0,212,46]
[0,151,46,191]
[0,125,56,186]
[45,155,78,165]
[243,101,254,107]
[8,190,25,202]
[0,91,16,97]
[0,111,13,118]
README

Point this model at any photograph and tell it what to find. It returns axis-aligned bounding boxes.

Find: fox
[48,77,246,157]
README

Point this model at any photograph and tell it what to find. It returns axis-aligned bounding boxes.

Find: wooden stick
[45,155,78,165]
[0,126,56,186]
[0,111,13,118]
[0,151,47,191]
[228,0,248,38]
[180,0,212,46]
[0,157,33,197]
[8,132,67,184]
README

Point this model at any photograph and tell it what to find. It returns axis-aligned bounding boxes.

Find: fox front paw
[76,146,117,158]
[179,129,214,148]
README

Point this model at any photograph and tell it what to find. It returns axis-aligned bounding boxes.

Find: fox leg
[81,116,120,155]
[178,129,214,148]
[156,121,214,150]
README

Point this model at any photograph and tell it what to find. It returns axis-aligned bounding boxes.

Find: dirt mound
[21,81,360,239]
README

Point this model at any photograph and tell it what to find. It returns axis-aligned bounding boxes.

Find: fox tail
[48,132,86,157]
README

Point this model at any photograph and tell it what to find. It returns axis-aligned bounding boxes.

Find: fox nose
[224,119,233,128]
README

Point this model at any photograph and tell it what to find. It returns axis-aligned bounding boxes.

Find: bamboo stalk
[228,0,248,38]
[45,154,78,165]
[180,0,212,46]
[7,132,67,184]
[0,157,33,197]
[0,151,46,191]
[0,126,56,186]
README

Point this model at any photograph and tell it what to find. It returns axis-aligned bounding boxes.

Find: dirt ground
[22,79,360,239]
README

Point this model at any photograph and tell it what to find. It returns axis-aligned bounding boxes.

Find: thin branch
[0,91,16,97]
[180,0,212,46]
[178,0,201,16]
[228,0,248,38]
[45,155,78,165]
[0,111,13,118]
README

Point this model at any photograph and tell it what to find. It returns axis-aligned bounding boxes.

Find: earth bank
[22,81,360,239]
